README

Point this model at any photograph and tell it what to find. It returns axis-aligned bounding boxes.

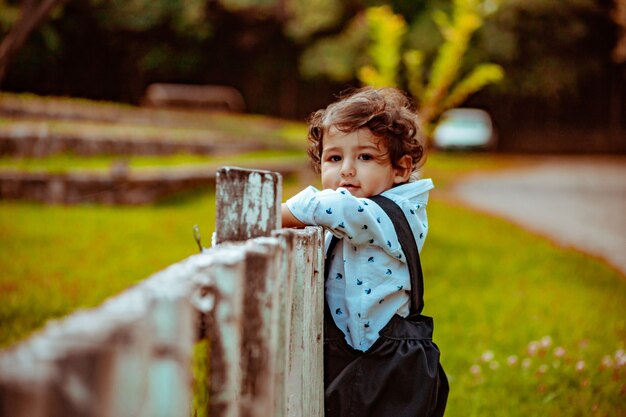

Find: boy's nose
[340,161,355,177]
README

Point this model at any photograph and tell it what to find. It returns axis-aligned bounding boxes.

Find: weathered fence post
[302,226,324,417]
[270,230,297,417]
[213,166,324,417]
[215,167,282,244]
[283,227,324,417]
[194,248,246,417]
[212,167,284,417]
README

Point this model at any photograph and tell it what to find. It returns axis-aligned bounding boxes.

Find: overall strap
[368,195,425,316]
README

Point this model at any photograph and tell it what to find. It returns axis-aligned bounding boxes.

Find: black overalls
[323,195,449,417]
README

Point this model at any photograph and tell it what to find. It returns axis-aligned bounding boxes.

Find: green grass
[422,200,626,416]
[0,191,217,347]
[0,149,306,173]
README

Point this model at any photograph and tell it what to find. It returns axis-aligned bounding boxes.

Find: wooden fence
[0,167,325,417]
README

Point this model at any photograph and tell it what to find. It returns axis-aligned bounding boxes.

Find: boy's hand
[282,203,306,228]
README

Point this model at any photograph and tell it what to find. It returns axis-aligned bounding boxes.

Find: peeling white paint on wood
[215,166,282,244]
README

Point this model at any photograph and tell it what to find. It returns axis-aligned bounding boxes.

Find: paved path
[452,156,626,276]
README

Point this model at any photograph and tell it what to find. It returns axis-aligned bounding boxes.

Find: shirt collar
[381,178,434,202]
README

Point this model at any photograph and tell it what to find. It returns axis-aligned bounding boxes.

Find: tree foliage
[357,5,407,88]
[611,0,626,62]
[414,0,504,130]
[301,1,504,136]
[477,0,612,99]
[0,0,67,85]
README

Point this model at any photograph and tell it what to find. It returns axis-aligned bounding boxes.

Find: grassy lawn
[423,199,625,416]
[0,191,217,346]
[0,149,306,173]
[0,116,624,415]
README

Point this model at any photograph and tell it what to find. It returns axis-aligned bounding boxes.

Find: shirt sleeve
[286,186,406,261]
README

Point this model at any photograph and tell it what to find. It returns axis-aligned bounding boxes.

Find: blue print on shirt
[340,190,346,195]
[357,206,364,212]
[368,257,374,263]
[362,225,368,230]
[363,201,368,205]
[386,269,392,275]
[420,232,424,239]
[410,209,415,214]
[335,272,343,280]
[337,222,345,228]
[336,308,343,315]
[387,240,392,247]
[326,208,332,214]
[397,285,403,291]
[356,279,363,285]
[364,321,370,328]
[369,239,374,244]
[379,299,385,304]
[365,288,372,294]
[376,217,381,223]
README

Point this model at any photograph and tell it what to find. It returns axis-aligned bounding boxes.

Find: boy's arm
[286,187,405,259]
[282,203,306,228]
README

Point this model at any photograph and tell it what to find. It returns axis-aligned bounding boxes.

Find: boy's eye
[359,154,373,161]
[328,155,342,162]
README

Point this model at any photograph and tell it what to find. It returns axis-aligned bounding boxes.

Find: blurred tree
[0,0,66,85]
[299,13,368,82]
[478,0,610,99]
[403,0,504,133]
[357,5,407,88]
[301,1,504,137]
[613,0,626,63]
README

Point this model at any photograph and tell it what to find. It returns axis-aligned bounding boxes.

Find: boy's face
[320,127,411,198]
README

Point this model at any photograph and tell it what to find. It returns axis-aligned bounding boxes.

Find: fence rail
[0,167,324,417]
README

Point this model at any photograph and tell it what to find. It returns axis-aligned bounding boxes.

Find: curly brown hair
[306,86,425,177]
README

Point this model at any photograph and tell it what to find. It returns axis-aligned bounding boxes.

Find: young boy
[282,87,447,417]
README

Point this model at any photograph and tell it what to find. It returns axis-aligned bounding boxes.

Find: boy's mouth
[340,183,358,189]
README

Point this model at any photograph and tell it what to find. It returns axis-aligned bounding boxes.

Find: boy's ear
[393,154,413,184]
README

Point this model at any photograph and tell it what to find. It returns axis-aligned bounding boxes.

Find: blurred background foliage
[0,0,624,151]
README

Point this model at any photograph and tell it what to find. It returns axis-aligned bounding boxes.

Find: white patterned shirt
[286,179,434,351]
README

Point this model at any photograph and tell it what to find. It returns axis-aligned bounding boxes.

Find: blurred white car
[432,108,496,150]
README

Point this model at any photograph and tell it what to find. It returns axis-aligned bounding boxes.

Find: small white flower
[601,355,614,369]
[481,350,495,362]
[615,349,625,361]
[507,355,518,366]
[616,354,626,368]
[553,346,566,358]
[575,360,585,372]
[489,361,500,370]
[522,358,532,369]
[528,341,540,356]
[540,336,552,349]
[470,364,482,375]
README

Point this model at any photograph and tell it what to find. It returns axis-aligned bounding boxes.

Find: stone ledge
[0,163,302,205]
